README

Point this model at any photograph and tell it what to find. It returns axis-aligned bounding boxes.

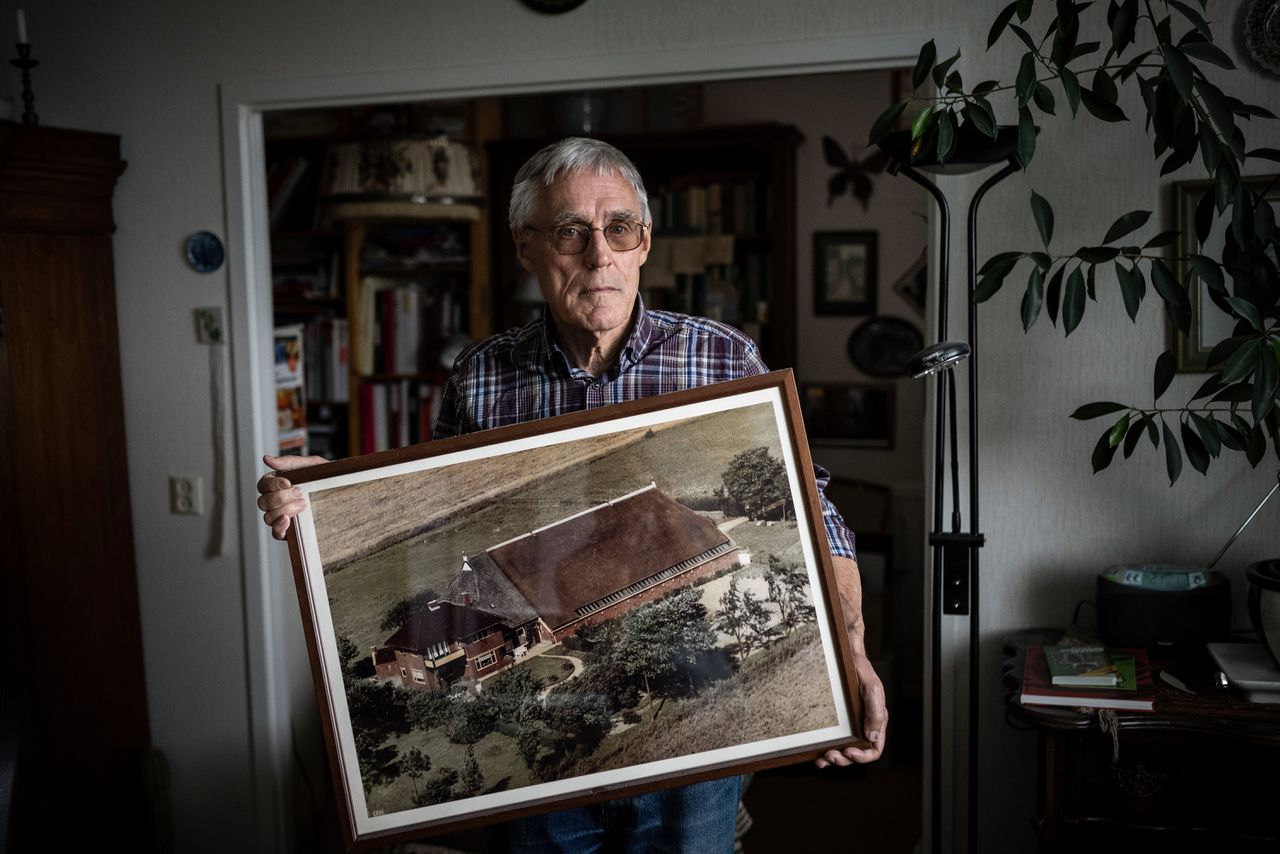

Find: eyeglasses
[525,220,648,256]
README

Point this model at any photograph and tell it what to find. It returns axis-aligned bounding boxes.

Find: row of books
[649,179,762,235]
[301,317,349,403]
[356,379,445,454]
[1020,644,1156,711]
[358,277,466,376]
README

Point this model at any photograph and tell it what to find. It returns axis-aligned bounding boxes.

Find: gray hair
[508,137,651,231]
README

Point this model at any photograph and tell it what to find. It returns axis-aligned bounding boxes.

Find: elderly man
[258,137,886,852]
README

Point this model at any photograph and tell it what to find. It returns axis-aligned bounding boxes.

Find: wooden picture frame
[814,231,878,315]
[1173,175,1279,371]
[283,371,866,848]
[798,382,896,448]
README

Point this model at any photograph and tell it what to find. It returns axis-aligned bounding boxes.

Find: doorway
[224,40,934,852]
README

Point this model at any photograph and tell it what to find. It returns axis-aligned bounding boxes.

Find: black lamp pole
[879,126,1020,854]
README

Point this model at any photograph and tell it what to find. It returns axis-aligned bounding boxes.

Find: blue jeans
[487,776,742,854]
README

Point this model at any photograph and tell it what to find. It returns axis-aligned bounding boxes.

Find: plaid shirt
[433,302,856,559]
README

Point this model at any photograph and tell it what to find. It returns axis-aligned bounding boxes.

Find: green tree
[716,577,772,663]
[612,589,716,719]
[401,747,430,800]
[405,686,452,732]
[516,721,542,770]
[446,695,499,745]
[380,588,440,632]
[460,744,484,796]
[721,447,789,520]
[336,634,360,682]
[765,555,814,635]
[485,666,543,726]
[416,767,459,807]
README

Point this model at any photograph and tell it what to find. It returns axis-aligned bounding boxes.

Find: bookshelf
[266,100,498,458]
[487,123,802,369]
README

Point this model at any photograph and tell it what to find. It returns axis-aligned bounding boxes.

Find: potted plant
[847,0,1279,485]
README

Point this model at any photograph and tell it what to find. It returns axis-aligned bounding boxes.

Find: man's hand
[256,454,328,540]
[816,555,888,768]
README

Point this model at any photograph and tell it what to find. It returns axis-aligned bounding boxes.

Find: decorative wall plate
[1245,0,1280,74]
[519,0,588,13]
[847,316,924,379]
[185,231,225,273]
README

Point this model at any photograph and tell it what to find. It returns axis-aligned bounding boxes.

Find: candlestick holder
[10,43,38,125]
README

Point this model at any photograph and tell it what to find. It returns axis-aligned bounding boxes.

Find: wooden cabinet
[487,123,802,369]
[0,122,152,846]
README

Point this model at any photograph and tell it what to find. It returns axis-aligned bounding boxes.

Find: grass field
[321,402,789,652]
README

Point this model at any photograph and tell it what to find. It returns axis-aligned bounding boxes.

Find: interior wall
[16,1,1280,853]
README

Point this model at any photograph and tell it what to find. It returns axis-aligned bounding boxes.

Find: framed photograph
[1173,175,1279,371]
[814,231,878,315]
[798,383,895,448]
[283,371,866,848]
[846,316,924,379]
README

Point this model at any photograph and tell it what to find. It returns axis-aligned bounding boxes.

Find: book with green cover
[1045,644,1122,686]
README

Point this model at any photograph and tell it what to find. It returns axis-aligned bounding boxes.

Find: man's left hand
[816,555,888,768]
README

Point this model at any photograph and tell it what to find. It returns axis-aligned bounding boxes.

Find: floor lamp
[877,126,1021,854]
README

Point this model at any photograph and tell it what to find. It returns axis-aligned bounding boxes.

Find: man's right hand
[257,454,329,540]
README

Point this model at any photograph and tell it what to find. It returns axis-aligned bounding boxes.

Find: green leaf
[1248,148,1280,163]
[1194,188,1215,243]
[1081,88,1128,122]
[1147,414,1160,448]
[1063,266,1086,335]
[1045,264,1065,326]
[1216,417,1247,451]
[1142,230,1181,249]
[1154,350,1175,401]
[1164,45,1194,98]
[932,50,962,89]
[1226,296,1264,332]
[1199,122,1222,174]
[1162,420,1183,484]
[868,100,908,145]
[937,110,957,163]
[1030,191,1054,247]
[1190,374,1224,400]
[1123,413,1148,458]
[1060,67,1082,116]
[1181,421,1210,474]
[822,136,850,168]
[1018,105,1037,167]
[1103,210,1151,244]
[1015,0,1033,22]
[1032,82,1057,115]
[964,104,997,139]
[973,80,1000,96]
[1115,261,1144,321]
[1188,254,1224,292]
[912,39,937,90]
[1071,401,1128,420]
[1212,384,1255,404]
[1197,78,1236,140]
[1092,427,1120,473]
[1247,421,1267,466]
[1092,68,1118,104]
[1086,263,1097,301]
[1150,259,1190,334]
[1111,0,1138,54]
[911,105,936,141]
[978,251,1024,276]
[1021,266,1046,331]
[1190,412,1222,457]
[1016,51,1038,106]
[1180,39,1234,69]
[1009,23,1038,52]
[1167,0,1210,36]
[1206,335,1252,369]
[974,257,1020,303]
[1221,338,1262,384]
[1029,251,1053,270]
[1108,412,1132,448]
[1076,246,1120,263]
[1253,346,1279,422]
[989,1,1018,49]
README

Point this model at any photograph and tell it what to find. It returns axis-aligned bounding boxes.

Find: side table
[1003,629,1280,853]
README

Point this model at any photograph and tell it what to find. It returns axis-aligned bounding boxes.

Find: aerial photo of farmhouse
[308,402,844,817]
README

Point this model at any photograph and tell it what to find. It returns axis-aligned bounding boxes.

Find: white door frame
[219,31,955,850]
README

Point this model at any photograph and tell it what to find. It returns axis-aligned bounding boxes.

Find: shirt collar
[519,296,651,377]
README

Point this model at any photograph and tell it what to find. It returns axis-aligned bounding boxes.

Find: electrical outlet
[195,307,224,344]
[169,474,203,515]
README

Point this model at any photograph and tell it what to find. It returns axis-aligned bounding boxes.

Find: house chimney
[462,592,472,606]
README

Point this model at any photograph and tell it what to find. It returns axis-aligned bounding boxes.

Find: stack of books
[1020,644,1156,711]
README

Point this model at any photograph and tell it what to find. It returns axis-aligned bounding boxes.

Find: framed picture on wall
[1172,175,1279,371]
[798,382,895,448]
[814,231,878,315]
[282,371,868,848]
